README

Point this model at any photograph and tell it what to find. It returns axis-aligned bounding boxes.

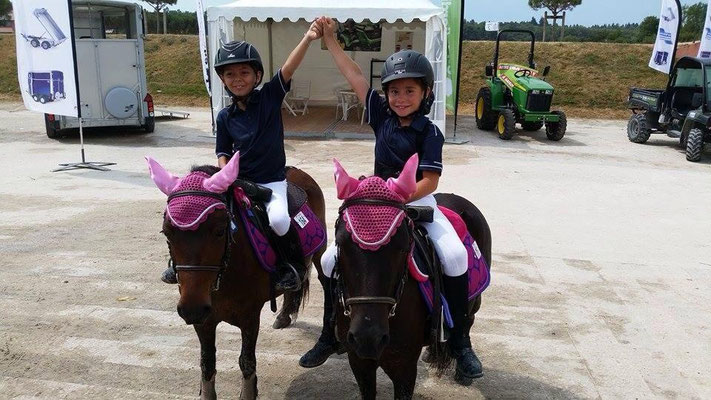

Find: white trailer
[45,0,154,138]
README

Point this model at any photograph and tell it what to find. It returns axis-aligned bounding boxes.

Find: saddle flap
[287,182,308,216]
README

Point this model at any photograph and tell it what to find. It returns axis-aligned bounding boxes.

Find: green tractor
[475,29,567,141]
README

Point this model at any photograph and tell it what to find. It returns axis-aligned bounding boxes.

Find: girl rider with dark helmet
[299,16,483,381]
[161,21,324,293]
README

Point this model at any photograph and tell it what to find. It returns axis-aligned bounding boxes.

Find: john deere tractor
[475,30,567,141]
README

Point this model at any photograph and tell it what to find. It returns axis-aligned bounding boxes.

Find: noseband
[334,197,413,318]
[165,189,236,291]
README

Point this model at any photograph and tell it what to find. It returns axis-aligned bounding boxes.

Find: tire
[41,41,51,50]
[30,39,39,47]
[475,87,497,130]
[496,109,516,140]
[39,96,47,104]
[685,128,705,162]
[142,116,155,133]
[627,113,651,144]
[522,121,544,131]
[45,114,61,139]
[32,95,38,102]
[545,111,567,141]
[680,130,688,149]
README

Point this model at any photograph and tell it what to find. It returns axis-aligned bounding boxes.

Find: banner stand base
[53,161,116,172]
[445,137,469,145]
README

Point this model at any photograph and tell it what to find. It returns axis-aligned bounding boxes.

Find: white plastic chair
[285,80,311,115]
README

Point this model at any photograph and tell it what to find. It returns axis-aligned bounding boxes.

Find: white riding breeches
[262,180,290,237]
[321,194,468,278]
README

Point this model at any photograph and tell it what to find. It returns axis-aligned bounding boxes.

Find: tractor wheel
[545,111,567,141]
[41,41,51,50]
[627,113,651,143]
[522,121,544,131]
[680,130,689,149]
[30,39,40,47]
[475,87,497,130]
[496,109,516,140]
[685,128,705,162]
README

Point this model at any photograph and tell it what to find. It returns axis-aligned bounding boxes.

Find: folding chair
[285,80,311,115]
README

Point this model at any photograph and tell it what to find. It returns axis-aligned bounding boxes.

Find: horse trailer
[45,0,154,138]
[28,71,65,104]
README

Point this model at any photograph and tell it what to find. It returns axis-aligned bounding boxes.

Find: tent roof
[206,0,442,23]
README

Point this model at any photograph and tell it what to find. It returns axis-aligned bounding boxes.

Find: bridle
[333,197,414,319]
[164,189,237,291]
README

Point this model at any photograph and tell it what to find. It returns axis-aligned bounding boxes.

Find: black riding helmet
[381,50,435,116]
[214,40,264,88]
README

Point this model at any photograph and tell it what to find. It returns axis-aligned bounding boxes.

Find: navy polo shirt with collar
[364,88,444,181]
[215,69,291,184]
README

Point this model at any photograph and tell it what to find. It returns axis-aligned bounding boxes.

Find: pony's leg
[273,291,295,329]
[194,322,218,400]
[238,316,260,400]
[348,354,378,400]
[382,354,419,400]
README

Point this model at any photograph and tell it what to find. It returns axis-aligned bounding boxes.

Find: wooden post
[544,11,548,42]
[561,11,566,41]
[163,8,167,34]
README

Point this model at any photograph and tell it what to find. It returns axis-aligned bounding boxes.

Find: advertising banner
[649,0,682,74]
[196,0,211,94]
[441,0,462,113]
[697,0,711,59]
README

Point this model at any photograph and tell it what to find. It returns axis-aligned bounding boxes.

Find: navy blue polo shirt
[215,69,291,184]
[365,88,444,180]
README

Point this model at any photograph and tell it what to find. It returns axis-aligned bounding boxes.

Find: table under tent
[206,0,447,137]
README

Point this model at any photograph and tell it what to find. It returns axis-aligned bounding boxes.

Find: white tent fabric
[206,0,447,134]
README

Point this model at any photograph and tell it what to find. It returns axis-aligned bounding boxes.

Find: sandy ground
[0,103,710,400]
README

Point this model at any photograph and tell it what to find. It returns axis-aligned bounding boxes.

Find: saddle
[230,174,326,274]
[407,205,491,339]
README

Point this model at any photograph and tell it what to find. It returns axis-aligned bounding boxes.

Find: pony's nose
[177,304,212,325]
[347,329,389,360]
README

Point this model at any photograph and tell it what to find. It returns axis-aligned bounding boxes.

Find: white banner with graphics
[698,0,711,59]
[649,0,681,74]
[12,0,78,117]
[196,0,211,94]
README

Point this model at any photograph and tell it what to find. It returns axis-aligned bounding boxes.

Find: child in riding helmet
[303,16,483,380]
[160,22,324,292]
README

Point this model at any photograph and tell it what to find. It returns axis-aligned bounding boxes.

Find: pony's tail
[425,339,453,376]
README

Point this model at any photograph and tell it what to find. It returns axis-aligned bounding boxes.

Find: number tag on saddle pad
[293,211,309,228]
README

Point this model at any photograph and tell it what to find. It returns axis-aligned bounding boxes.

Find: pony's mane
[190,164,220,176]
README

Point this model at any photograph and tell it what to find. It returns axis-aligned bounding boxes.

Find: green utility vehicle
[627,56,710,162]
[475,30,566,141]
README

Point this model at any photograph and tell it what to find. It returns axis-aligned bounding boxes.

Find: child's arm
[321,17,370,104]
[281,20,322,83]
[409,171,439,202]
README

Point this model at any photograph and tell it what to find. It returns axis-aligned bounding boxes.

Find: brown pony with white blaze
[146,153,326,400]
[331,154,492,400]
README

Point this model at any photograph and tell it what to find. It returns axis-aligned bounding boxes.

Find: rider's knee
[442,241,468,277]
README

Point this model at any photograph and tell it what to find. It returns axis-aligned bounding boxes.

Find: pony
[330,154,492,399]
[146,153,326,399]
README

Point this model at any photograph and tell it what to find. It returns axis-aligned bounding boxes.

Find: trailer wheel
[685,128,705,162]
[545,111,567,141]
[30,39,40,47]
[39,96,47,104]
[32,95,38,102]
[142,116,155,133]
[41,41,51,50]
[45,114,61,139]
[497,109,517,140]
[627,113,651,143]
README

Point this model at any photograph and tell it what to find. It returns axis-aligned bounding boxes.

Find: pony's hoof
[239,372,258,400]
[272,314,292,329]
[199,373,217,400]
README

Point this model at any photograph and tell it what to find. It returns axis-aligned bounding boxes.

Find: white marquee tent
[206,0,448,133]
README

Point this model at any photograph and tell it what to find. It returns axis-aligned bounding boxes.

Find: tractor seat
[670,87,702,119]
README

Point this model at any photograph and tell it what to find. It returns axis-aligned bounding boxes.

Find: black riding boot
[299,275,343,368]
[161,267,177,284]
[272,228,307,292]
[443,273,483,381]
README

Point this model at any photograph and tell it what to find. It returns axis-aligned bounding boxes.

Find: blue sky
[154,0,702,27]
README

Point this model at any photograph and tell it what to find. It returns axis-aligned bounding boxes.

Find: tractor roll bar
[493,30,536,76]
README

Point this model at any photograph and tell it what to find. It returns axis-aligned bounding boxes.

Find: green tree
[638,16,659,43]
[142,0,177,34]
[0,0,12,20]
[680,2,707,42]
[529,0,582,23]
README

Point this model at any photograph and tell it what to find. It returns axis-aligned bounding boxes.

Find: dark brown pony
[147,156,325,400]
[330,159,491,400]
